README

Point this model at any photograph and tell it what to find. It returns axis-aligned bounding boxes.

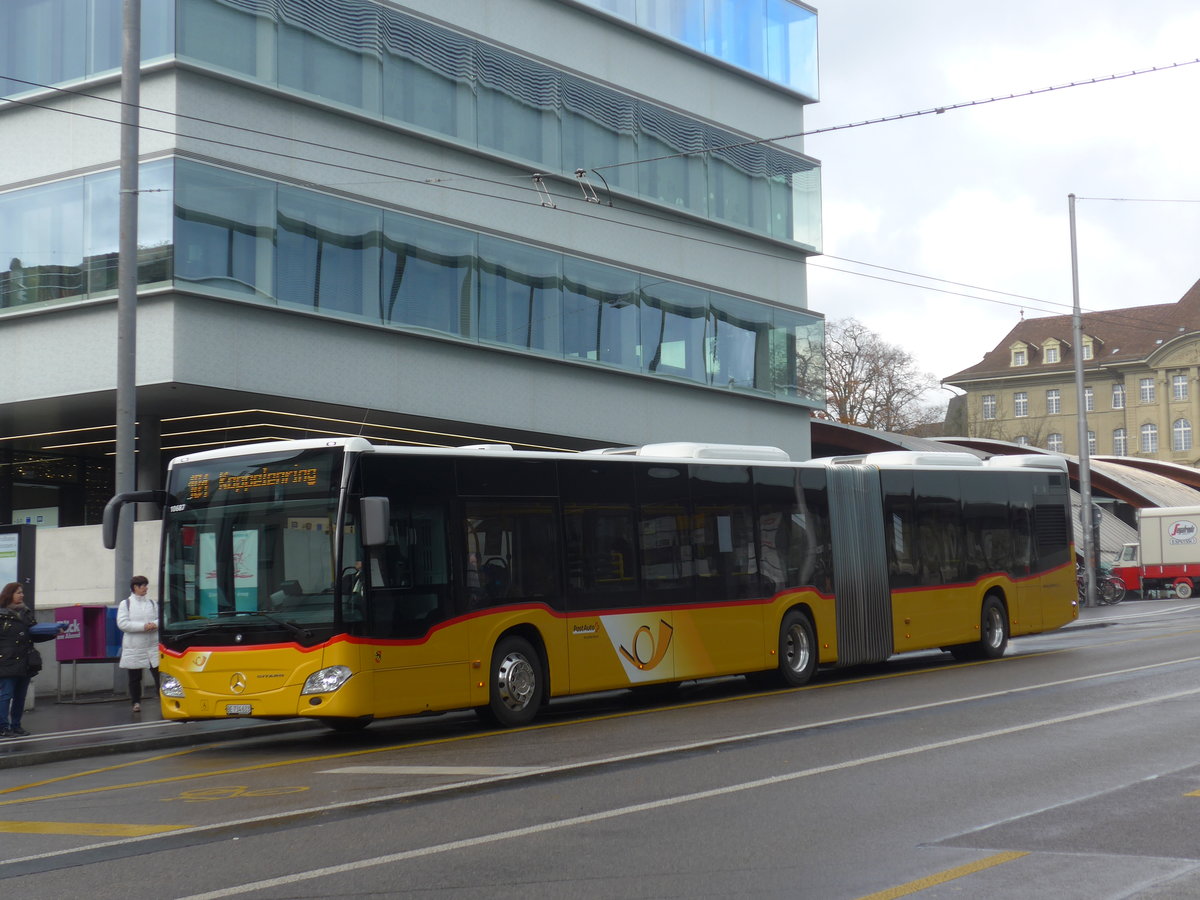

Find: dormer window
[1011,345,1028,367]
[1044,345,1060,364]
[1082,337,1094,360]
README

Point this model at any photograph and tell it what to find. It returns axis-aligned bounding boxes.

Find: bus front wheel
[478,635,544,728]
[776,610,818,687]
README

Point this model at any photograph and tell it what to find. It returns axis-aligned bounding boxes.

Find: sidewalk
[0,692,318,770]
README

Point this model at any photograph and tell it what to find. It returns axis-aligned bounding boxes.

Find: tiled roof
[944,277,1200,383]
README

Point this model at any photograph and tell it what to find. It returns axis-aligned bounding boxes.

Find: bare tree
[824,318,944,433]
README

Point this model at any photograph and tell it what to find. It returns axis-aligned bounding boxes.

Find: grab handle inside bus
[360,496,390,547]
[102,490,175,549]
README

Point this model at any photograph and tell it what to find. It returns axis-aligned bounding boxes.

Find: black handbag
[27,647,42,676]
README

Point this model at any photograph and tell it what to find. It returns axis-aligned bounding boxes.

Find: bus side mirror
[360,496,390,547]
[102,490,175,549]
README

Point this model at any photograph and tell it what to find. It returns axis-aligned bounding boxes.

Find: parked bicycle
[1077,565,1126,606]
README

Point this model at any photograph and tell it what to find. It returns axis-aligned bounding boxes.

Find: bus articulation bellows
[102,439,1078,729]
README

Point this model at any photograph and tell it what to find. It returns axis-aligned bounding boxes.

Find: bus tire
[776,609,818,687]
[1176,580,1193,599]
[951,594,1008,661]
[479,635,544,728]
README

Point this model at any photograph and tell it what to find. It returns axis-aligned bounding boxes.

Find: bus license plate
[225,704,252,716]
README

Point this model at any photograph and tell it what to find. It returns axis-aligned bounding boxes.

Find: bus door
[360,501,469,715]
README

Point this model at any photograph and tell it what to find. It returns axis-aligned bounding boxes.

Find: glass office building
[0,0,824,529]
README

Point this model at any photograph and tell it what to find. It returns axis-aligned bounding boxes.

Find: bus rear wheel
[950,594,1008,661]
[478,635,544,728]
[776,610,818,687]
[1176,580,1193,599]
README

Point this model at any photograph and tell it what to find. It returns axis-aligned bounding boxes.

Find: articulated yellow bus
[103,439,1077,729]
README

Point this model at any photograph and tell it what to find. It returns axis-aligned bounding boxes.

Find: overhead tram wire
[1,73,1193,337]
[585,57,1200,175]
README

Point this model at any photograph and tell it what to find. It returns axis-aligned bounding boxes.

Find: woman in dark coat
[0,582,53,737]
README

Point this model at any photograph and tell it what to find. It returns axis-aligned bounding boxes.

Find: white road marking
[319,766,538,776]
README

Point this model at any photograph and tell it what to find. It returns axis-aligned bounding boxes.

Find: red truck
[1111,505,1200,599]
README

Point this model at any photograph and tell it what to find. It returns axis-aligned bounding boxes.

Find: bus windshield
[161,446,349,637]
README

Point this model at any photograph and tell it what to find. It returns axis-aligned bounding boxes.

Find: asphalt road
[5,600,1200,899]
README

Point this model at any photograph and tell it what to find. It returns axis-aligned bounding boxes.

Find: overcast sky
[802,0,1200,396]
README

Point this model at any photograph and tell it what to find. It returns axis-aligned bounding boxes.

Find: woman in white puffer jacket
[117,574,160,713]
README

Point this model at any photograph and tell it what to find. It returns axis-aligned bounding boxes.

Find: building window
[1174,419,1193,452]
[1013,392,1028,417]
[1084,386,1094,412]
[1113,428,1127,456]
[1112,383,1125,409]
[1015,435,1030,447]
[1139,377,1156,404]
[1047,433,1064,452]
[1046,389,1061,415]
[982,394,996,420]
[1088,430,1096,455]
[1141,423,1159,453]
[1011,348,1027,367]
[1082,339,1094,360]
[1173,373,1189,401]
[1044,345,1059,364]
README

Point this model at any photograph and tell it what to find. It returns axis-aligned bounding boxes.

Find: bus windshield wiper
[217,610,314,641]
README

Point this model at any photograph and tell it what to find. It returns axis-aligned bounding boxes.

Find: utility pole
[1069,194,1096,607]
[114,0,141,602]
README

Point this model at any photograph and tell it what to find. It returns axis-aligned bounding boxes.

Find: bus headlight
[301,666,352,695]
[161,675,186,698]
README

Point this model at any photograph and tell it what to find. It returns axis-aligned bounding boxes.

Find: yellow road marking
[0,747,202,796]
[0,820,187,836]
[856,851,1029,899]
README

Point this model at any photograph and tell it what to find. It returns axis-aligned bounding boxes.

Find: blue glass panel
[177,0,276,82]
[276,186,381,320]
[1,0,87,94]
[561,75,638,194]
[637,105,707,215]
[137,158,175,287]
[174,160,276,299]
[0,176,85,308]
[704,0,765,75]
[708,293,771,391]
[562,257,640,369]
[637,0,704,52]
[381,8,475,141]
[477,235,562,355]
[381,212,475,338]
[770,307,824,404]
[766,0,818,98]
[640,278,707,382]
[709,127,772,236]
[475,42,561,168]
[278,0,381,113]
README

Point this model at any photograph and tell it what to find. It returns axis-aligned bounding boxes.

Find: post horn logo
[619,619,674,671]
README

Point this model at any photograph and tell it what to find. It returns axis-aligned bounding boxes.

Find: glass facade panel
[1,0,86,92]
[579,0,818,99]
[708,292,770,390]
[562,257,640,368]
[770,306,823,404]
[381,8,475,141]
[561,76,638,194]
[174,160,276,299]
[475,43,561,169]
[477,235,562,354]
[276,185,381,320]
[640,279,707,382]
[0,178,84,307]
[278,0,381,113]
[381,212,475,337]
[637,105,708,214]
[177,0,275,81]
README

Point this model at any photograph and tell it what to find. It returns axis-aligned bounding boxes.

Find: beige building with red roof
[945,278,1200,466]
